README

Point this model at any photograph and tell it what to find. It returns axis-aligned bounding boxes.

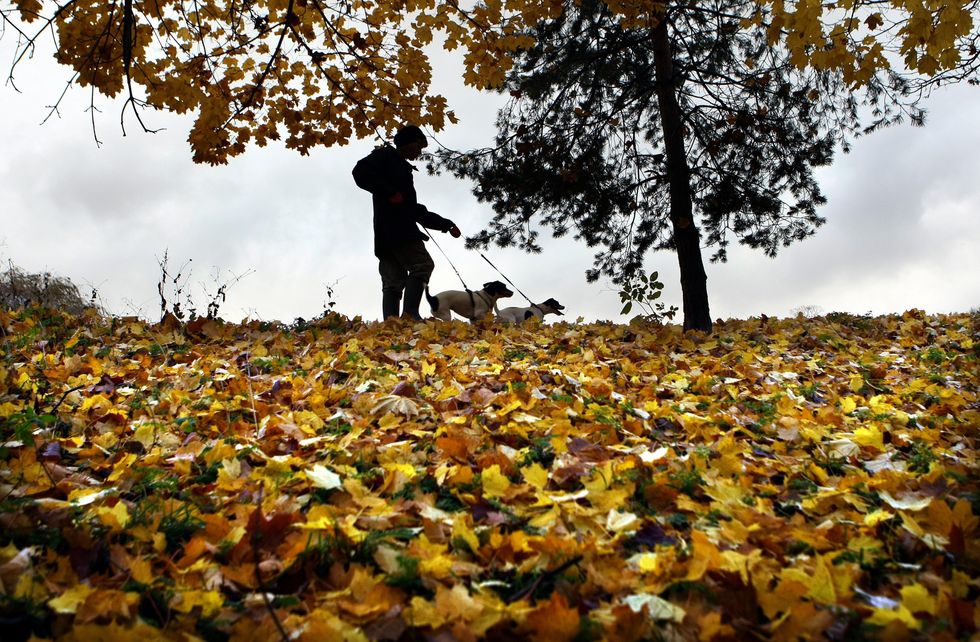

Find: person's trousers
[378,241,435,318]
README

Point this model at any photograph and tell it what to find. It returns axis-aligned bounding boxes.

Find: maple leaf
[370,394,421,417]
[306,464,343,490]
[522,592,581,642]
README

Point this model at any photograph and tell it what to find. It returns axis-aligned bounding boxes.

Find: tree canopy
[1,0,560,163]
[2,0,976,164]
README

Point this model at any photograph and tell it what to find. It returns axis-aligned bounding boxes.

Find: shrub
[0,262,97,315]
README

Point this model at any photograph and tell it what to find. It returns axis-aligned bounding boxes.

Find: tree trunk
[651,12,712,333]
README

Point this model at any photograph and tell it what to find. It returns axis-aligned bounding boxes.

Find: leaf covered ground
[0,308,978,642]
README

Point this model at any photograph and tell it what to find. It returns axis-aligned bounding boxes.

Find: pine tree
[434,0,926,331]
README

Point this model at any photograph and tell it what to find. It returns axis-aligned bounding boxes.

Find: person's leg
[394,242,435,320]
[378,255,407,319]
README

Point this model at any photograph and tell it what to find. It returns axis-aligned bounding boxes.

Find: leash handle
[428,231,469,291]
[479,253,534,305]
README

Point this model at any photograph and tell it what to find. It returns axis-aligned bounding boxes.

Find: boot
[382,290,402,320]
[401,276,426,320]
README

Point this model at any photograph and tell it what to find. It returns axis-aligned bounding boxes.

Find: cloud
[1,35,977,324]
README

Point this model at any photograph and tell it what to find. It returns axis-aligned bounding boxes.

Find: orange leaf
[522,592,581,642]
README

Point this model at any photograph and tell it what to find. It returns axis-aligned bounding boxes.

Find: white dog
[425,281,514,322]
[496,298,566,324]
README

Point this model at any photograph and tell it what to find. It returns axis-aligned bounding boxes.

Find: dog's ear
[485,281,511,296]
[523,310,534,321]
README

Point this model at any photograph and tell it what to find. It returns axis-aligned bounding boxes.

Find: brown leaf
[0,547,34,593]
[391,381,417,398]
[244,508,302,555]
[521,592,581,642]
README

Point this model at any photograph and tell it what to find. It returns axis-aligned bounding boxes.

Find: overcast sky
[1,34,978,324]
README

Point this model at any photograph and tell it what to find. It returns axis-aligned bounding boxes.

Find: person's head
[394,125,428,160]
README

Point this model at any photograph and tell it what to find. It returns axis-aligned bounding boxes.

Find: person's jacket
[352,145,454,256]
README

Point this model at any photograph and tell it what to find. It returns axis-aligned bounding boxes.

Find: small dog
[426,281,514,322]
[496,298,566,324]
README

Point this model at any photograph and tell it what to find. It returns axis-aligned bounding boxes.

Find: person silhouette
[353,125,461,320]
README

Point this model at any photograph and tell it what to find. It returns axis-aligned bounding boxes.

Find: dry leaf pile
[0,308,977,642]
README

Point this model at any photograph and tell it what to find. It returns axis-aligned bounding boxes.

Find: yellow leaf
[133,423,155,450]
[294,409,325,433]
[0,401,22,418]
[867,604,919,630]
[952,570,971,599]
[589,485,631,513]
[508,530,534,553]
[217,457,243,488]
[481,464,511,498]
[49,584,94,614]
[781,555,845,605]
[522,462,549,489]
[383,462,417,479]
[130,557,154,585]
[419,553,454,578]
[757,576,807,619]
[435,583,483,622]
[68,488,112,506]
[435,384,462,401]
[698,611,735,641]
[528,506,560,529]
[629,551,664,573]
[583,461,613,492]
[952,499,979,533]
[153,532,166,553]
[901,583,936,615]
[452,517,480,554]
[108,454,138,482]
[297,516,336,530]
[852,425,884,450]
[686,530,723,581]
[174,590,224,617]
[496,399,522,416]
[864,510,894,526]
[408,595,444,628]
[98,501,130,530]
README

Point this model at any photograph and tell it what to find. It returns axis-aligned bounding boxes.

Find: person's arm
[412,205,461,236]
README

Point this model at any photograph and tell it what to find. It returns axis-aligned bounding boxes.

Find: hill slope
[1,309,977,641]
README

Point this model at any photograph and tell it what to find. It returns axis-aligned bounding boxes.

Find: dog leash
[431,231,538,315]
[479,253,537,306]
[427,231,470,291]
[428,231,483,315]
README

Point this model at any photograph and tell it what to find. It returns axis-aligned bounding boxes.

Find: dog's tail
[425,286,439,312]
